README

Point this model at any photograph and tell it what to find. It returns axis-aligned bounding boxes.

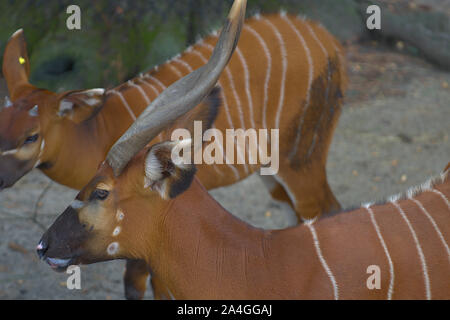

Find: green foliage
[0,0,363,91]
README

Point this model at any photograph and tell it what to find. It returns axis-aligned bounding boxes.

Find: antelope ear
[2,29,31,100]
[144,139,196,199]
[161,86,222,141]
[445,162,450,173]
[57,89,105,123]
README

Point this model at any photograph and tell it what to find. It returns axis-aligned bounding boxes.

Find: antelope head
[37,0,247,271]
[0,30,106,189]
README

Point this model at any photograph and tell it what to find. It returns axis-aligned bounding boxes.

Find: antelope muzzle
[37,205,91,272]
[0,155,33,190]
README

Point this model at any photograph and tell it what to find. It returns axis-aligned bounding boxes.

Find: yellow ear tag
[19,57,26,65]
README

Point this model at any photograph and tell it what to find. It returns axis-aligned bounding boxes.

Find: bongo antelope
[37,3,449,297]
[0,6,347,223]
[39,157,450,299]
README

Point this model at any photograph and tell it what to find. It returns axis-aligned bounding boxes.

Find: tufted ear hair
[144,139,196,200]
[2,29,32,100]
[56,88,105,123]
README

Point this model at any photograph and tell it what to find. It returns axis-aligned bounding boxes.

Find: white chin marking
[107,242,119,255]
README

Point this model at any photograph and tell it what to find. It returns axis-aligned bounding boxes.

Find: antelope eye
[91,189,109,201]
[24,134,39,145]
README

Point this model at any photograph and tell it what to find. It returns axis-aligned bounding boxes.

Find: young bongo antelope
[0,6,347,223]
[37,6,450,298]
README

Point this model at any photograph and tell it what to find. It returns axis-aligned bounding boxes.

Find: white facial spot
[107,242,119,256]
[116,209,125,221]
[71,200,84,209]
[2,148,18,155]
[29,105,39,117]
[112,226,121,237]
[4,96,12,108]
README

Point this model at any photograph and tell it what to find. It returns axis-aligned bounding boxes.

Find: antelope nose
[36,240,48,259]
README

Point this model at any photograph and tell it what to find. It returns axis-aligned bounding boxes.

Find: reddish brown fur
[1,14,347,221]
[122,165,450,299]
[40,143,450,299]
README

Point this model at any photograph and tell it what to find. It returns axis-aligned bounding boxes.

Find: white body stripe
[235,47,256,129]
[244,25,272,130]
[199,44,246,130]
[108,90,136,121]
[128,81,151,105]
[392,201,431,300]
[169,56,240,180]
[168,64,183,78]
[317,23,345,74]
[144,74,166,90]
[197,45,248,174]
[365,205,395,300]
[167,288,176,300]
[304,22,327,57]
[410,198,450,261]
[235,42,262,165]
[306,223,339,300]
[174,58,194,72]
[262,18,287,130]
[186,50,236,129]
[283,17,314,159]
[137,78,160,96]
[431,189,450,208]
[210,125,239,179]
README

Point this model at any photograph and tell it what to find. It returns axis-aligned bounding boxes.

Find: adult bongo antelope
[37,5,450,297]
[0,4,347,223]
[39,153,450,299]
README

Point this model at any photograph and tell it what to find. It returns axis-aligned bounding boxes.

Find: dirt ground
[0,41,449,299]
